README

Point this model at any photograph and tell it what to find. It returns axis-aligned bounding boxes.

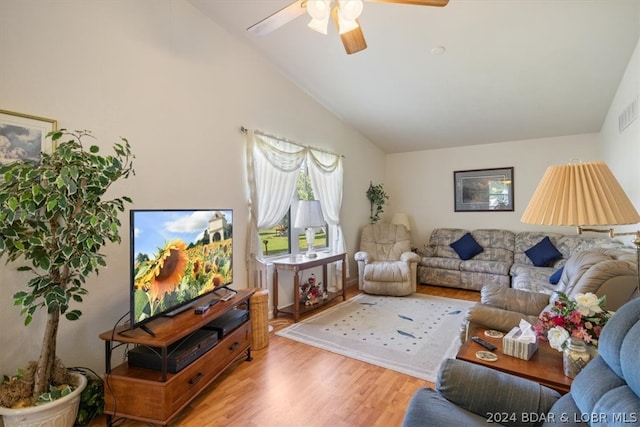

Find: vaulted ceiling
[189,0,640,153]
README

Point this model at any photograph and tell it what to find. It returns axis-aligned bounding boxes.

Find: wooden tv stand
[99,289,255,426]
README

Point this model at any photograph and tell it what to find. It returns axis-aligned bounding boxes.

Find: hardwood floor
[92,285,479,427]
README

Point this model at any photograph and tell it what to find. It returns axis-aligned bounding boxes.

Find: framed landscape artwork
[0,109,57,166]
[454,167,514,212]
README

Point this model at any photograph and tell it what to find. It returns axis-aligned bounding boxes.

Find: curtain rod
[240,126,344,158]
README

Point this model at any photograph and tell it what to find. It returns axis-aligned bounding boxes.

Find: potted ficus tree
[0,129,134,426]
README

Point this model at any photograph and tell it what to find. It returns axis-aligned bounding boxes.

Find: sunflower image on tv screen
[130,209,233,325]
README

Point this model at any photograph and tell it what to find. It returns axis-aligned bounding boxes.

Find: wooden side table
[456,327,572,394]
[273,252,347,322]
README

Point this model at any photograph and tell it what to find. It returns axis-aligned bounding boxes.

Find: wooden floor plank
[91,284,479,426]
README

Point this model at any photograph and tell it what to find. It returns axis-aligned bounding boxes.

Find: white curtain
[245,129,346,289]
[307,149,347,291]
[246,130,305,269]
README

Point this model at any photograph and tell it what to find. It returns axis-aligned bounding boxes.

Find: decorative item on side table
[534,292,610,378]
[294,200,325,258]
[563,338,590,379]
[299,274,326,306]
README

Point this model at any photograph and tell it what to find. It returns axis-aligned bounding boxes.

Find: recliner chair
[402,296,640,427]
[461,248,637,342]
[354,223,421,296]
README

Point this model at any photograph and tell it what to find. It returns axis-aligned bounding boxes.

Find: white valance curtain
[245,129,347,290]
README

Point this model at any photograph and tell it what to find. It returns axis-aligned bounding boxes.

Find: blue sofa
[402,297,640,426]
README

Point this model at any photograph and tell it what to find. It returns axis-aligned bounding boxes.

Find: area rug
[276,293,474,382]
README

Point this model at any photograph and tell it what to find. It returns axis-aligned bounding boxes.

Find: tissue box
[503,327,538,360]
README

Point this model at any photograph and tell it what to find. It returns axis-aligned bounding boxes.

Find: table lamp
[294,200,325,258]
[390,213,411,231]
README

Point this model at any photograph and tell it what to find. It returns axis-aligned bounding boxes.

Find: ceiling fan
[247,0,449,55]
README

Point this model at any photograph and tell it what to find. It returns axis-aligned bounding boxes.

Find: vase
[0,372,87,427]
[563,338,590,378]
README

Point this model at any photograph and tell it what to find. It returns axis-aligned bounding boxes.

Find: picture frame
[454,167,514,212]
[0,109,57,166]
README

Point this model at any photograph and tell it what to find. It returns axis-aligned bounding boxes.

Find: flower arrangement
[535,292,611,352]
[299,274,326,306]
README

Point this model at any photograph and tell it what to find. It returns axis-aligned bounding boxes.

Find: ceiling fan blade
[247,0,307,36]
[365,0,449,6]
[331,8,367,55]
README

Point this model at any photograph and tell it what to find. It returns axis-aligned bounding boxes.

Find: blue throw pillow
[549,266,564,284]
[450,233,484,260]
[525,236,562,267]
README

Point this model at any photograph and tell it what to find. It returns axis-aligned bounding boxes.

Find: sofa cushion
[421,256,463,270]
[525,236,562,267]
[510,264,556,293]
[363,260,410,282]
[450,233,484,260]
[549,267,564,284]
[460,260,511,276]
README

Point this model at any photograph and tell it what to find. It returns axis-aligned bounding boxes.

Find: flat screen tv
[129,209,233,331]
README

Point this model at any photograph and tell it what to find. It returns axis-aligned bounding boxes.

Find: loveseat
[461,247,638,341]
[402,296,640,427]
[417,228,629,292]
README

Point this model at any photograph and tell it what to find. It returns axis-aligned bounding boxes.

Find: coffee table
[456,327,572,394]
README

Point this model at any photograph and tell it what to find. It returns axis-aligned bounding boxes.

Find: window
[259,169,327,257]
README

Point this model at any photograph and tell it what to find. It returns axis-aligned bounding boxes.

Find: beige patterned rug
[276,293,474,382]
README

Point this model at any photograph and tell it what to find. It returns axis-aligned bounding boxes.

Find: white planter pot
[0,372,87,427]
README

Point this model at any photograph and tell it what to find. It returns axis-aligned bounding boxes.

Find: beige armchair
[354,223,421,296]
[461,247,638,341]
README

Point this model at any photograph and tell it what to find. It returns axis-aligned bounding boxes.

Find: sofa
[403,296,640,427]
[461,247,638,341]
[417,228,629,292]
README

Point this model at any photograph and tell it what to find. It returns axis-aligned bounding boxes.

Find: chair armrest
[481,284,551,316]
[401,252,421,263]
[437,359,560,426]
[464,304,540,335]
[354,251,371,263]
[416,245,434,257]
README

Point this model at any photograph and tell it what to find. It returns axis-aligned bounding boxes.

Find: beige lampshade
[293,200,325,228]
[521,161,640,226]
[390,213,411,231]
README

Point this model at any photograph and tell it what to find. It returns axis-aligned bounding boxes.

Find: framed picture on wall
[454,167,514,212]
[0,109,57,166]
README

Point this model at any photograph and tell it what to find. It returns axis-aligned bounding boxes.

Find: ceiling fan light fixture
[337,15,359,34]
[307,0,331,34]
[336,0,362,34]
[308,16,330,34]
[338,0,363,20]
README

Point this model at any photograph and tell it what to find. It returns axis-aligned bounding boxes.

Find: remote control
[194,298,220,314]
[471,336,497,351]
[194,305,210,314]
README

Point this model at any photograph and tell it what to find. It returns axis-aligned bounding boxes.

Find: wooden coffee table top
[456,327,572,394]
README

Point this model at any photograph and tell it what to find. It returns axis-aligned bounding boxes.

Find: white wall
[385,133,601,248]
[601,37,640,244]
[0,0,385,375]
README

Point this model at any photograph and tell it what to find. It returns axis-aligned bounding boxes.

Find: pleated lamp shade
[521,161,640,226]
